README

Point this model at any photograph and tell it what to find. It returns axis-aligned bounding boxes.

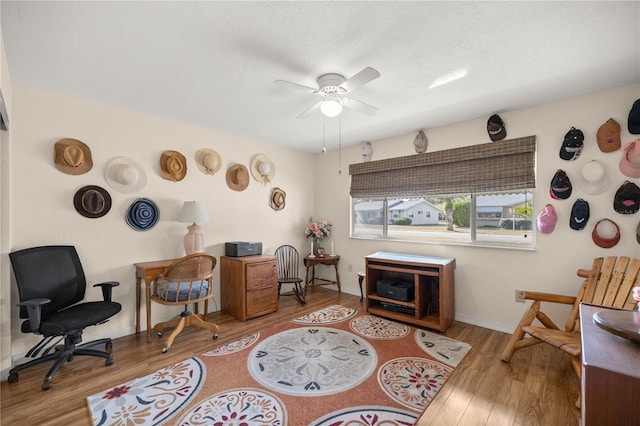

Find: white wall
[5,84,315,369]
[316,84,640,332]
[3,81,639,380]
[0,27,14,381]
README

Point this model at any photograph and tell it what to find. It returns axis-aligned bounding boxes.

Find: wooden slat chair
[501,256,639,382]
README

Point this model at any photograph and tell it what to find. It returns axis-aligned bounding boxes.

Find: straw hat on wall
[54,138,93,175]
[160,150,187,182]
[226,164,249,191]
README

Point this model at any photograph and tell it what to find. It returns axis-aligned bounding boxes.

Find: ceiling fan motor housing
[317,73,348,95]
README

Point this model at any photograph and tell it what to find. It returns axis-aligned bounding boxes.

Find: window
[349,137,536,249]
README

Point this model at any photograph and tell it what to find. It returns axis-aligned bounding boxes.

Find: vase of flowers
[305,219,331,255]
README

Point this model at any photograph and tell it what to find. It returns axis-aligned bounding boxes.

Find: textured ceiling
[2,1,639,152]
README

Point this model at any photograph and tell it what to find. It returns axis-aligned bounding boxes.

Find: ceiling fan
[274,66,380,118]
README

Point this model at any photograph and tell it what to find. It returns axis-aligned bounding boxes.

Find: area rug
[87,305,471,425]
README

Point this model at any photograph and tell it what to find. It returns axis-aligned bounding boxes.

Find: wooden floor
[0,288,580,425]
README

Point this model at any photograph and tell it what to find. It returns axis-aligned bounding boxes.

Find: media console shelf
[365,252,455,332]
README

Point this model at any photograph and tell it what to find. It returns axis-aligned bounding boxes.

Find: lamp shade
[178,201,209,224]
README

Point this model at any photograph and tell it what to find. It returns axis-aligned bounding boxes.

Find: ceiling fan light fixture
[320,94,343,117]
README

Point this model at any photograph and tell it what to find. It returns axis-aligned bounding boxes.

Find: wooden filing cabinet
[220,255,278,321]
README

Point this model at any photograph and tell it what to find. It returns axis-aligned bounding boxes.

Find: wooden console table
[133,258,177,343]
[580,303,639,425]
[365,252,455,332]
[304,255,341,294]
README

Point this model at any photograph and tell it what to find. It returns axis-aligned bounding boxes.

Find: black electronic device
[380,301,416,315]
[224,241,263,257]
[376,279,415,302]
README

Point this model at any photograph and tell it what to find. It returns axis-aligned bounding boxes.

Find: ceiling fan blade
[296,102,321,119]
[339,67,380,92]
[273,79,318,94]
[342,97,379,115]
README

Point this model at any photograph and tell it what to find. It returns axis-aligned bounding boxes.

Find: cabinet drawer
[246,262,276,291]
[247,287,278,318]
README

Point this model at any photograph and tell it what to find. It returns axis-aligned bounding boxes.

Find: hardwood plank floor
[0,288,580,425]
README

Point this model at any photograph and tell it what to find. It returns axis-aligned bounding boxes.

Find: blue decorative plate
[126,198,159,231]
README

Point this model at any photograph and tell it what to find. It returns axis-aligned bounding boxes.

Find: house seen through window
[351,191,534,249]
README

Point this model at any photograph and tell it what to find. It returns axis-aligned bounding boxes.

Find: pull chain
[338,115,342,175]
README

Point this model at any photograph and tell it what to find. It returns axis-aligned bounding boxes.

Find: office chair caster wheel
[157,331,163,337]
[212,334,218,340]
[162,347,169,353]
[8,372,18,383]
[105,357,114,366]
[106,341,112,350]
[42,379,52,391]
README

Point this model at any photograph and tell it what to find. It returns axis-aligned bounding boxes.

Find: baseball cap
[536,204,557,234]
[487,114,506,142]
[570,199,590,230]
[596,118,621,152]
[628,99,640,134]
[559,127,584,161]
[613,180,640,214]
[550,169,572,200]
[619,138,640,178]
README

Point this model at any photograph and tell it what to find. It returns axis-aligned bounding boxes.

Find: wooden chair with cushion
[501,256,639,382]
[151,253,219,353]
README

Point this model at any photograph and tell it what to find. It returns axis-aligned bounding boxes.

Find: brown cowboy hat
[269,187,286,211]
[160,150,187,182]
[226,164,249,191]
[73,185,111,218]
[54,138,93,175]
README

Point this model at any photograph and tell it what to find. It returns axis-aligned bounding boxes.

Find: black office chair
[8,245,121,390]
[274,245,306,304]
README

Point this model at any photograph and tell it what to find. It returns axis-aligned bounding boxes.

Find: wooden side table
[133,258,177,343]
[303,255,341,295]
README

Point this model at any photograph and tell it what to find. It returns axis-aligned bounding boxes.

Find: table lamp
[178,200,209,255]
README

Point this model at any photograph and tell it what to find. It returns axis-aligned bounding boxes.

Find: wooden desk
[134,258,177,343]
[580,303,640,425]
[304,255,341,294]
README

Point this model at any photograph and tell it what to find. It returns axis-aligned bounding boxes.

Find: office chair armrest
[17,298,51,331]
[93,281,120,302]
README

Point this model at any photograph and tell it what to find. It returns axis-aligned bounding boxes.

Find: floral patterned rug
[87,305,471,425]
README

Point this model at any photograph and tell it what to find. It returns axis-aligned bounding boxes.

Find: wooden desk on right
[580,303,639,425]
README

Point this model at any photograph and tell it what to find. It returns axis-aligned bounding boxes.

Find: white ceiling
[2,1,639,153]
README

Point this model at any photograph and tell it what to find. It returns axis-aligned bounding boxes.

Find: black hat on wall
[487,114,506,141]
[628,98,640,134]
[559,127,584,161]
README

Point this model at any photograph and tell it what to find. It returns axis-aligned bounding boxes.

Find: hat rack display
[542,98,640,247]
[55,137,285,226]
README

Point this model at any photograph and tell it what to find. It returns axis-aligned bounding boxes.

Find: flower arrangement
[305,219,331,240]
[633,286,640,312]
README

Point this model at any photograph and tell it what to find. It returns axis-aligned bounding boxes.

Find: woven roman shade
[349,136,536,198]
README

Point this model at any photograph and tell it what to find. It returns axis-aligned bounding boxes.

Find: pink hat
[536,204,557,234]
[619,138,640,178]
